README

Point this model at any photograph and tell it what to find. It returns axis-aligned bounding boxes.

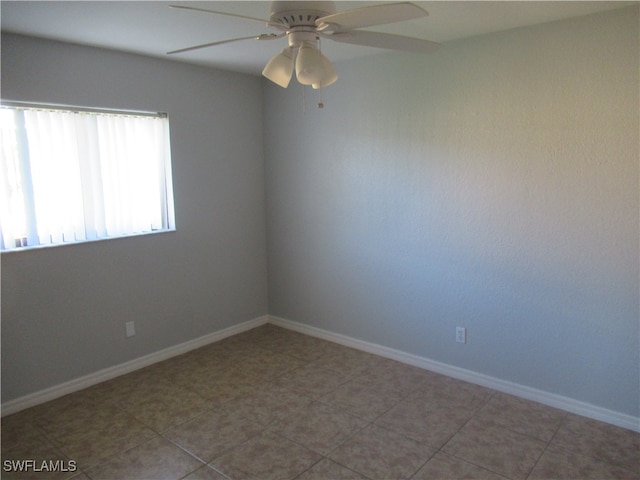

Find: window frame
[0,100,176,253]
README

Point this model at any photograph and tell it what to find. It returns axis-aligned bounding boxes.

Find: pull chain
[302,83,306,115]
[317,36,325,109]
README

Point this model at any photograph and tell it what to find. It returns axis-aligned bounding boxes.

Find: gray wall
[1,34,268,402]
[264,7,639,418]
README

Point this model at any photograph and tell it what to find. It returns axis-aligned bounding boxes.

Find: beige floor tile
[121,379,212,432]
[272,363,351,398]
[528,446,639,480]
[310,347,386,376]
[121,356,206,388]
[442,418,546,480]
[166,357,235,388]
[410,374,494,412]
[132,401,211,433]
[1,426,77,480]
[185,338,254,362]
[551,414,640,472]
[86,435,202,480]
[2,410,47,448]
[224,382,314,426]
[209,430,321,480]
[180,465,229,480]
[183,368,263,404]
[269,401,367,454]
[318,379,406,421]
[1,464,79,480]
[81,371,155,406]
[233,351,307,379]
[69,473,90,480]
[412,452,509,479]
[375,395,476,448]
[475,393,567,442]
[163,407,264,462]
[328,424,436,479]
[355,358,433,395]
[2,426,66,462]
[48,409,157,470]
[30,392,121,438]
[115,376,175,405]
[296,458,370,480]
[174,352,247,382]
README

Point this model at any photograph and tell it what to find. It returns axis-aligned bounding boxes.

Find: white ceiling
[1,1,634,75]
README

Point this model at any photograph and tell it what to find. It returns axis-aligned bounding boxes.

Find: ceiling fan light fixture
[262,47,294,88]
[295,41,326,85]
[312,54,337,89]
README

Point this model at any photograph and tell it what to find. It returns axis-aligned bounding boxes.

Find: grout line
[291,457,325,480]
[523,409,571,480]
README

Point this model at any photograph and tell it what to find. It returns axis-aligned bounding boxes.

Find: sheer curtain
[0,106,174,251]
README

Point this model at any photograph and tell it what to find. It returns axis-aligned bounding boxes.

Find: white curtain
[0,106,173,251]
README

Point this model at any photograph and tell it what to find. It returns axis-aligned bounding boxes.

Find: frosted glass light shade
[262,48,294,88]
[312,55,338,89]
[295,43,326,85]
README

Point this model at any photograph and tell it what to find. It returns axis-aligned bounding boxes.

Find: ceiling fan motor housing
[269,1,337,27]
[287,30,318,48]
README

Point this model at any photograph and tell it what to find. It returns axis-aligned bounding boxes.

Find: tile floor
[2,324,638,480]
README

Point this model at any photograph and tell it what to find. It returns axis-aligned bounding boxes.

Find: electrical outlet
[456,327,466,344]
[125,321,136,337]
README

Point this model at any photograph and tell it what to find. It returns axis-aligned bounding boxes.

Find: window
[0,103,175,251]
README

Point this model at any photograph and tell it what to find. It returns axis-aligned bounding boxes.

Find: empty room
[1,1,638,479]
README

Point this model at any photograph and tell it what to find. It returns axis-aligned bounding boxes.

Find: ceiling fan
[168,1,440,89]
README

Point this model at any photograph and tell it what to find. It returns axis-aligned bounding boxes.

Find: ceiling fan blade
[169,5,285,30]
[325,31,440,54]
[167,33,284,55]
[316,2,427,32]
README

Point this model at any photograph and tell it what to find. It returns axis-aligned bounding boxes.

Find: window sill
[1,228,176,254]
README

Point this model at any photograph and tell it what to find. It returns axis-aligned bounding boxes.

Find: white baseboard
[268,315,640,433]
[4,313,638,433]
[1,315,269,417]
